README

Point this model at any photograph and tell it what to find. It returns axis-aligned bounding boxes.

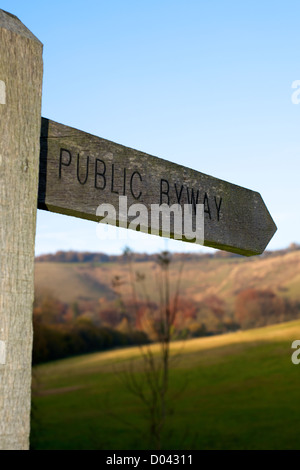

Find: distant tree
[203,295,225,321]
[98,304,121,328]
[33,290,67,325]
[235,288,299,329]
[32,290,149,364]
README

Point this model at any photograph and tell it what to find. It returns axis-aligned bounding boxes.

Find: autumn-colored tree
[203,295,225,321]
[235,288,298,329]
[32,290,149,364]
[33,290,67,325]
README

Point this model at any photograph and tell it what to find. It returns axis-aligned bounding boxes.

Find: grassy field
[31,319,300,450]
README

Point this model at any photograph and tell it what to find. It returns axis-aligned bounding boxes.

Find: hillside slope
[31,318,300,450]
[34,249,300,308]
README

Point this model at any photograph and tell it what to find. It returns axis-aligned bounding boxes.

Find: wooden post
[0,10,43,449]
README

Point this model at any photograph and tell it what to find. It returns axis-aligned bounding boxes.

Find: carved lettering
[175,183,184,204]
[77,154,89,185]
[130,171,142,200]
[186,187,200,214]
[111,164,119,194]
[215,196,222,221]
[57,148,222,223]
[59,148,72,179]
[160,179,170,205]
[94,158,106,190]
[203,192,211,219]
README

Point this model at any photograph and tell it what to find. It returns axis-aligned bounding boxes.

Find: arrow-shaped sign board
[38,118,277,257]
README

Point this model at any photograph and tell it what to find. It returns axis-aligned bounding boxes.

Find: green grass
[31,319,300,450]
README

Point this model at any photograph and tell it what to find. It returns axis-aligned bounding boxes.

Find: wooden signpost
[39,118,276,257]
[0,9,277,450]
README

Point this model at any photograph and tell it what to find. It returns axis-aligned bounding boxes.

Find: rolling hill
[34,246,300,309]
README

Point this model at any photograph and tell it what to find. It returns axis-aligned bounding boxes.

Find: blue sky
[3,1,300,256]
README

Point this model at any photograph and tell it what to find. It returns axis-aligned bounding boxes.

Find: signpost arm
[0,10,43,449]
[39,119,277,256]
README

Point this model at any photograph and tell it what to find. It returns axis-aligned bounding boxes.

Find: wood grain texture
[39,119,277,256]
[0,10,43,449]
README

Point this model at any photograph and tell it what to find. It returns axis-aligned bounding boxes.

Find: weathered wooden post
[0,10,43,449]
